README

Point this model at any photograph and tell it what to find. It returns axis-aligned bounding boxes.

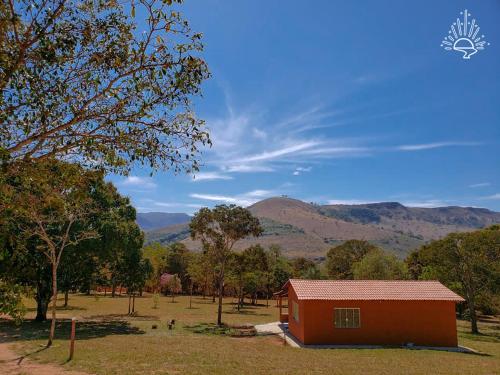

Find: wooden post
[69,317,76,360]
[279,296,282,320]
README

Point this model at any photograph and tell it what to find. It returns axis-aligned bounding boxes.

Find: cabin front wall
[300,299,458,347]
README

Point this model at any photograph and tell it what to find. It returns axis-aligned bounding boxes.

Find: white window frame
[292,301,299,322]
[334,308,360,329]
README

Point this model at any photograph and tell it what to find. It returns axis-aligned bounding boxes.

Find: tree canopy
[0,0,210,173]
[190,204,262,325]
[0,158,145,339]
[408,226,500,333]
[352,249,408,280]
[325,240,378,279]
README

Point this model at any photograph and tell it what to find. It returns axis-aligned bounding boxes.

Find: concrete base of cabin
[254,322,478,353]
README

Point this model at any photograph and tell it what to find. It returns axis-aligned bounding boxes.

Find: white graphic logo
[441,9,489,59]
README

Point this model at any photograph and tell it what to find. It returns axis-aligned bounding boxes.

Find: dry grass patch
[1,294,499,375]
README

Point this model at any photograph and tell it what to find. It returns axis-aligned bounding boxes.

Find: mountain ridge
[136,212,191,231]
[140,197,500,257]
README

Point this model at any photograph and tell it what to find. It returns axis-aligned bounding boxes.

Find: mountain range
[136,212,191,231]
[138,197,500,258]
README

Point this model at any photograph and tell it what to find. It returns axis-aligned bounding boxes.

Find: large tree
[291,257,320,279]
[142,242,169,292]
[0,280,25,323]
[186,251,214,298]
[1,0,210,173]
[165,242,191,292]
[408,226,500,334]
[352,249,408,280]
[325,240,378,279]
[1,159,145,343]
[4,159,100,346]
[189,205,262,326]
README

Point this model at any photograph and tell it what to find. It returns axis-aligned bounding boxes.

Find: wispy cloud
[275,106,337,130]
[480,193,500,200]
[326,197,451,207]
[396,142,480,151]
[222,165,275,173]
[119,176,157,189]
[191,172,233,182]
[326,199,378,205]
[234,141,320,163]
[469,182,491,188]
[203,101,371,175]
[202,95,483,181]
[252,128,267,140]
[190,189,275,207]
[134,199,203,214]
[401,200,449,208]
[293,166,312,176]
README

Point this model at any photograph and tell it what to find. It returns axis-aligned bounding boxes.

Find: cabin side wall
[287,287,305,343]
[302,299,458,346]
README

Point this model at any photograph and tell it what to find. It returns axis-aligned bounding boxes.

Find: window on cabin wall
[292,301,299,322]
[334,308,360,328]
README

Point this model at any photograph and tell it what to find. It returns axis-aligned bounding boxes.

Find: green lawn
[1,294,499,375]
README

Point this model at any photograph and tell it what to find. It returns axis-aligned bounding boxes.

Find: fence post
[69,317,76,360]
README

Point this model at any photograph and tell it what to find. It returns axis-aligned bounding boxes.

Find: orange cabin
[276,279,464,347]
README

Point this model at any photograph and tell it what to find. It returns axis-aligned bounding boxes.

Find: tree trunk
[189,285,193,309]
[217,268,225,326]
[132,294,136,313]
[465,288,479,334]
[111,282,116,298]
[47,263,58,347]
[35,283,50,322]
[128,295,131,314]
[64,290,69,307]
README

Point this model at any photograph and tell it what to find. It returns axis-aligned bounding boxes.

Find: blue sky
[110,0,500,214]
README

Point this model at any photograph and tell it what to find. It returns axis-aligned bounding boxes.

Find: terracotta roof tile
[287,279,464,302]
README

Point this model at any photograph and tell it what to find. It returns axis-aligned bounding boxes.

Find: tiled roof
[286,279,464,302]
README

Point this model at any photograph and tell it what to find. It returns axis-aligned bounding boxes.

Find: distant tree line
[407,225,499,334]
[324,233,499,334]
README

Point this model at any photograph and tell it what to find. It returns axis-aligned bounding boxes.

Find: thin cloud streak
[234,141,320,163]
[119,176,157,189]
[480,193,500,200]
[202,97,484,181]
[192,172,233,181]
[401,200,449,208]
[222,165,275,173]
[190,189,275,207]
[469,182,491,188]
[327,199,378,205]
[396,142,480,151]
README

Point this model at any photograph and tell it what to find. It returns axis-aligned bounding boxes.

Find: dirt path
[0,342,92,375]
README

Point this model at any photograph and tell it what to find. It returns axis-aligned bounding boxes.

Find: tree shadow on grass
[461,330,500,344]
[26,305,87,313]
[224,307,272,317]
[458,319,500,344]
[85,313,160,321]
[0,317,147,365]
[0,317,145,345]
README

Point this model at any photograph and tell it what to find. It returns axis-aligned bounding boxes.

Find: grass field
[1,293,499,375]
